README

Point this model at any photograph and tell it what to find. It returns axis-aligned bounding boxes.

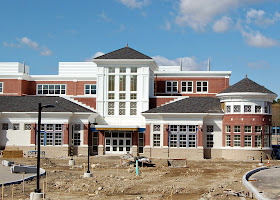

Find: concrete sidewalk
[248,167,280,200]
[0,165,36,186]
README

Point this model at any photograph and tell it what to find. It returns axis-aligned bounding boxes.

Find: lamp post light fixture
[84,121,97,178]
[34,103,55,194]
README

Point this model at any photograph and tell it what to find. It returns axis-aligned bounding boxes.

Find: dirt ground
[0,156,278,200]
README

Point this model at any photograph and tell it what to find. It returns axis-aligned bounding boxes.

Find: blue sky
[1,0,280,98]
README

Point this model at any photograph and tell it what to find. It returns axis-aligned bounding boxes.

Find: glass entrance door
[105,131,132,154]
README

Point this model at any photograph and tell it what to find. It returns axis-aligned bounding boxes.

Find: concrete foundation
[30,192,44,200]
[69,160,75,166]
[83,172,93,178]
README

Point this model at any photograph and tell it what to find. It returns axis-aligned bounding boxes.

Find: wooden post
[43,181,45,200]
[2,182,4,200]
[46,171,48,193]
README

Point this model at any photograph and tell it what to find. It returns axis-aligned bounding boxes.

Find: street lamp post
[84,122,97,177]
[35,103,55,193]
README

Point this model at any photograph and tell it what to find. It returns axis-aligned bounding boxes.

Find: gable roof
[0,96,94,113]
[94,46,152,60]
[219,77,276,94]
[142,97,223,114]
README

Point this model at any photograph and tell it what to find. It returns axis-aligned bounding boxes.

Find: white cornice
[154,71,231,77]
[217,92,277,100]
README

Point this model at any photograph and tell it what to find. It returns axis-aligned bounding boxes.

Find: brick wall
[74,98,96,109]
[154,77,229,96]
[145,124,150,146]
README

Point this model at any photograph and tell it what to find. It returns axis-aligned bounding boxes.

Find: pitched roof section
[219,77,276,94]
[94,46,152,60]
[143,97,223,114]
[0,96,94,113]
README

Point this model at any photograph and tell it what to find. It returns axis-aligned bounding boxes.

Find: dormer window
[244,105,251,113]
[233,105,241,113]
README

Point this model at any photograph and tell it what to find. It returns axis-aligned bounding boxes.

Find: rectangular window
[46,132,53,145]
[130,102,137,115]
[264,135,269,147]
[108,75,115,91]
[255,135,261,147]
[108,93,115,99]
[244,105,251,113]
[233,105,241,113]
[153,125,160,132]
[255,105,261,113]
[130,75,137,91]
[74,132,81,146]
[181,81,193,93]
[188,134,196,147]
[138,132,144,153]
[189,125,196,133]
[234,126,241,133]
[84,84,96,95]
[131,67,137,73]
[179,134,187,147]
[180,125,186,132]
[226,135,231,147]
[244,135,252,147]
[24,124,31,130]
[119,75,126,91]
[120,67,126,73]
[109,67,115,73]
[119,93,126,99]
[170,134,177,147]
[37,84,66,95]
[54,133,62,145]
[264,125,269,133]
[226,106,231,113]
[244,126,252,133]
[166,81,178,93]
[13,123,20,130]
[55,124,62,131]
[46,124,53,131]
[255,126,262,133]
[225,125,231,133]
[0,82,3,93]
[108,102,114,115]
[233,135,241,147]
[170,125,178,132]
[196,81,208,93]
[207,125,214,133]
[2,123,8,130]
[153,134,160,147]
[207,135,214,147]
[119,102,126,115]
[130,94,137,100]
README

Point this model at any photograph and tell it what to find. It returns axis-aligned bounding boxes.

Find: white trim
[165,81,178,93]
[84,84,97,95]
[36,84,67,95]
[155,71,232,77]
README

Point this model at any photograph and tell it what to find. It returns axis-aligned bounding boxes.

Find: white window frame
[207,125,214,133]
[264,135,269,147]
[233,126,241,133]
[244,126,252,133]
[37,84,66,95]
[233,105,241,113]
[244,135,252,147]
[108,102,115,115]
[226,105,231,113]
[188,134,196,147]
[264,125,269,133]
[130,102,137,115]
[0,82,3,93]
[255,126,262,133]
[226,135,231,147]
[84,84,96,95]
[255,105,262,113]
[225,125,231,133]
[166,81,178,93]
[74,132,81,146]
[255,135,261,147]
[153,133,161,147]
[196,81,208,93]
[181,81,193,93]
[233,135,241,147]
[153,125,161,132]
[244,105,252,113]
[206,134,214,148]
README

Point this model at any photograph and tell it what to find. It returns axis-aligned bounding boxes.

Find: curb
[0,168,46,187]
[242,166,279,200]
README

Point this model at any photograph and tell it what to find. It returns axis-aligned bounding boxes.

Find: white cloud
[175,0,264,31]
[20,37,39,49]
[118,0,149,9]
[98,11,111,22]
[40,47,52,56]
[3,37,52,56]
[85,52,105,61]
[213,16,233,32]
[248,60,270,69]
[161,20,171,31]
[152,55,206,71]
[246,9,280,26]
[238,25,278,47]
